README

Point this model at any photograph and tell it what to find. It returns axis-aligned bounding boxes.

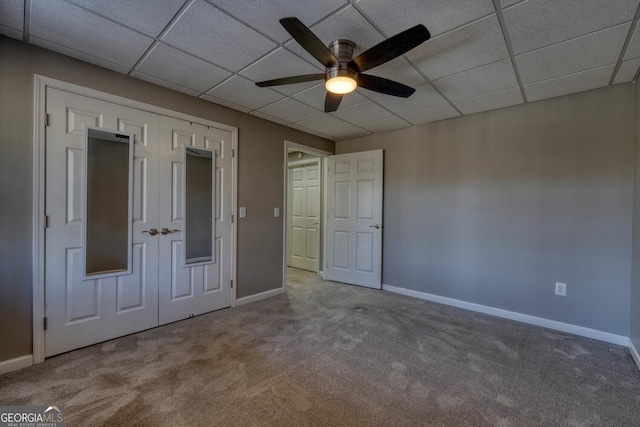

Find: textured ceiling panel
[400,103,460,125]
[0,0,23,31]
[207,0,348,43]
[66,0,185,37]
[162,0,277,72]
[294,114,352,134]
[524,65,616,102]
[31,36,130,73]
[433,59,518,101]
[358,57,427,98]
[205,75,285,111]
[0,25,22,40]
[359,115,412,133]
[131,71,202,97]
[136,43,232,92]
[503,0,640,54]
[614,58,640,83]
[407,14,509,80]
[255,98,323,123]
[31,0,153,67]
[329,100,394,125]
[516,23,630,85]
[324,125,372,139]
[355,0,495,38]
[453,87,523,115]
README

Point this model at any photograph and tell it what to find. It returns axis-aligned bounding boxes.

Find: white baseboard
[236,287,285,307]
[317,271,324,278]
[0,354,33,375]
[382,284,628,346]
[628,338,640,371]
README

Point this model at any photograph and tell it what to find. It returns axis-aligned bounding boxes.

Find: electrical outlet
[555,282,567,296]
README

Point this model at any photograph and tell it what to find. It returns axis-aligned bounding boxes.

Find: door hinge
[44,215,49,229]
[44,317,48,331]
[232,148,235,158]
[231,214,234,224]
[44,113,50,127]
[230,280,233,289]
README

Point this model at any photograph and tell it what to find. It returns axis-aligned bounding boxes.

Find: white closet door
[157,116,233,325]
[44,88,160,356]
[288,164,320,272]
[326,150,383,289]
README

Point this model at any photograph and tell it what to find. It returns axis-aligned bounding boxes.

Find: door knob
[142,228,158,236]
[369,224,381,229]
[161,227,181,235]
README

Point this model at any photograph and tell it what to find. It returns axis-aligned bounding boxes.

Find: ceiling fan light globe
[326,76,357,94]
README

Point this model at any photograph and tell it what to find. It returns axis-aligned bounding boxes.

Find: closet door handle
[142,228,158,236]
[161,227,181,235]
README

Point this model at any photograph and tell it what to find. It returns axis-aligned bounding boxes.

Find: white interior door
[157,116,233,325]
[287,163,320,272]
[44,88,160,356]
[326,150,383,289]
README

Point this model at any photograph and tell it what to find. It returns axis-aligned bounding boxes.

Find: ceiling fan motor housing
[326,39,358,82]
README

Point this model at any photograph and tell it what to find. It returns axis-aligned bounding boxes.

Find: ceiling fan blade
[324,92,343,112]
[349,24,431,72]
[358,74,415,98]
[280,17,339,67]
[255,74,325,87]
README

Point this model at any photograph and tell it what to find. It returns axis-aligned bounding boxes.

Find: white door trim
[32,75,238,364]
[282,141,332,290]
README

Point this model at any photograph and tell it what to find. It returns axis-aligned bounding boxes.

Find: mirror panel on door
[83,127,134,279]
[184,146,215,265]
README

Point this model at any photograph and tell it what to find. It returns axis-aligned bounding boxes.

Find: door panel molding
[33,75,238,364]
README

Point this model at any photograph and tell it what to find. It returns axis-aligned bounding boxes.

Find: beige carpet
[1,268,639,426]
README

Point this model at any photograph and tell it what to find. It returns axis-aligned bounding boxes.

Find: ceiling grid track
[492,0,528,103]
[22,0,31,43]
[618,3,640,83]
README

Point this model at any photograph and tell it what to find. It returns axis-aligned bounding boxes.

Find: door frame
[32,75,239,364]
[286,157,321,269]
[282,141,332,290]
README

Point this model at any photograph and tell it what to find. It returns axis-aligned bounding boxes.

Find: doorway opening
[282,141,331,290]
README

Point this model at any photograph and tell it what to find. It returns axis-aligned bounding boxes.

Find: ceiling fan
[255,17,431,112]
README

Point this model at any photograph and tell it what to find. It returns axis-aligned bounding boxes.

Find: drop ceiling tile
[66,0,185,37]
[162,0,276,72]
[355,0,495,38]
[524,65,616,102]
[250,110,291,126]
[240,48,323,95]
[208,0,348,43]
[400,103,460,125]
[358,57,427,99]
[406,14,509,80]
[200,95,252,113]
[131,71,202,96]
[30,36,131,74]
[324,125,372,140]
[136,43,232,92]
[433,59,518,101]
[285,5,384,64]
[500,0,523,7]
[503,0,639,55]
[624,24,640,60]
[329,100,393,125]
[614,58,640,84]
[205,75,284,111]
[255,98,323,123]
[359,116,412,133]
[0,25,22,41]
[453,87,523,115]
[516,23,629,85]
[292,83,369,111]
[31,0,154,68]
[373,82,446,114]
[294,114,351,134]
[0,0,23,31]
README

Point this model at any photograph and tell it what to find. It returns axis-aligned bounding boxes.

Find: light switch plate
[239,207,247,218]
[274,207,280,217]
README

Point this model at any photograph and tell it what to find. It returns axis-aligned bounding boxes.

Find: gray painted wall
[336,85,635,336]
[0,36,333,362]
[631,81,640,351]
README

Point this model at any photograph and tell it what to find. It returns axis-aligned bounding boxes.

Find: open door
[326,150,383,289]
